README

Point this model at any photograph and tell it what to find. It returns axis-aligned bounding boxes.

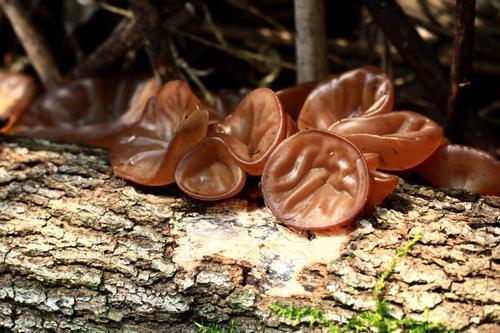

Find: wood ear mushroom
[261,130,370,231]
[109,80,208,186]
[0,70,37,134]
[175,137,246,201]
[416,144,500,196]
[328,111,443,171]
[214,88,287,176]
[10,76,160,146]
[297,67,394,131]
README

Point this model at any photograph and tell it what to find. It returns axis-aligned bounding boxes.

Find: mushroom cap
[175,137,246,201]
[216,88,286,175]
[261,129,370,231]
[0,70,37,133]
[328,111,443,171]
[367,170,399,207]
[11,76,160,146]
[361,152,399,206]
[109,80,208,186]
[276,80,318,120]
[297,67,394,131]
[417,144,500,196]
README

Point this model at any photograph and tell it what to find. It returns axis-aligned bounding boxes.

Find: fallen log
[0,137,498,332]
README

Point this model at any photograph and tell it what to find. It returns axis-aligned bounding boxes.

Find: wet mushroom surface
[10,76,159,146]
[175,136,246,201]
[328,111,443,170]
[215,88,286,175]
[297,66,394,131]
[261,130,370,231]
[416,144,500,196]
[109,80,209,186]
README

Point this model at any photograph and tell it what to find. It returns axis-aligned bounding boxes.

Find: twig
[293,0,328,83]
[171,30,296,71]
[0,0,61,88]
[99,2,134,18]
[169,40,214,105]
[363,0,448,121]
[222,0,292,34]
[70,18,142,78]
[446,0,476,143]
[416,0,441,28]
[129,0,177,84]
[201,4,227,47]
[70,7,191,79]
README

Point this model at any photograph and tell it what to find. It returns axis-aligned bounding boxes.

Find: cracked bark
[0,137,498,332]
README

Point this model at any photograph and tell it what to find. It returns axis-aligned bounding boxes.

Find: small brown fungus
[0,70,37,133]
[297,67,394,131]
[276,80,318,120]
[215,88,286,176]
[11,76,159,146]
[261,130,370,231]
[417,144,500,196]
[175,137,246,201]
[367,170,400,207]
[328,111,443,171]
[109,80,208,186]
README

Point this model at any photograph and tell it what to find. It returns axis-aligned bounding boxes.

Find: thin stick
[171,30,296,70]
[129,0,177,84]
[446,0,476,143]
[363,0,448,120]
[293,0,328,83]
[70,18,142,78]
[0,0,61,88]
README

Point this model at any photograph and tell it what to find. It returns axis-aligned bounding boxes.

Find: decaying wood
[0,137,499,332]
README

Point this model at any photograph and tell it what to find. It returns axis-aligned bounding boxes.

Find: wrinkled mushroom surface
[417,144,500,196]
[11,76,159,146]
[297,67,394,131]
[175,137,246,201]
[329,111,443,171]
[0,70,37,133]
[215,88,286,175]
[109,80,208,186]
[262,130,369,231]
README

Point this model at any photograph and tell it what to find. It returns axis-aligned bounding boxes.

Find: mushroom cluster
[3,67,499,231]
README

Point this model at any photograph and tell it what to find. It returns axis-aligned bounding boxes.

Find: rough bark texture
[0,137,498,332]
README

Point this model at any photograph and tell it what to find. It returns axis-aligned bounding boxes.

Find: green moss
[270,232,458,333]
[195,232,458,333]
[194,321,236,333]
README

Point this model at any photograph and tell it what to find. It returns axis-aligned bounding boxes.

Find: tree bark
[0,137,498,332]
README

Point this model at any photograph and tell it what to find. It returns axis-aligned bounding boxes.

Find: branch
[129,0,178,84]
[70,18,142,78]
[363,0,448,121]
[293,0,328,83]
[0,0,61,88]
[446,0,476,143]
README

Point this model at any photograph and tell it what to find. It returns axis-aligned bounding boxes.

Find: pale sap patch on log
[172,199,350,297]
